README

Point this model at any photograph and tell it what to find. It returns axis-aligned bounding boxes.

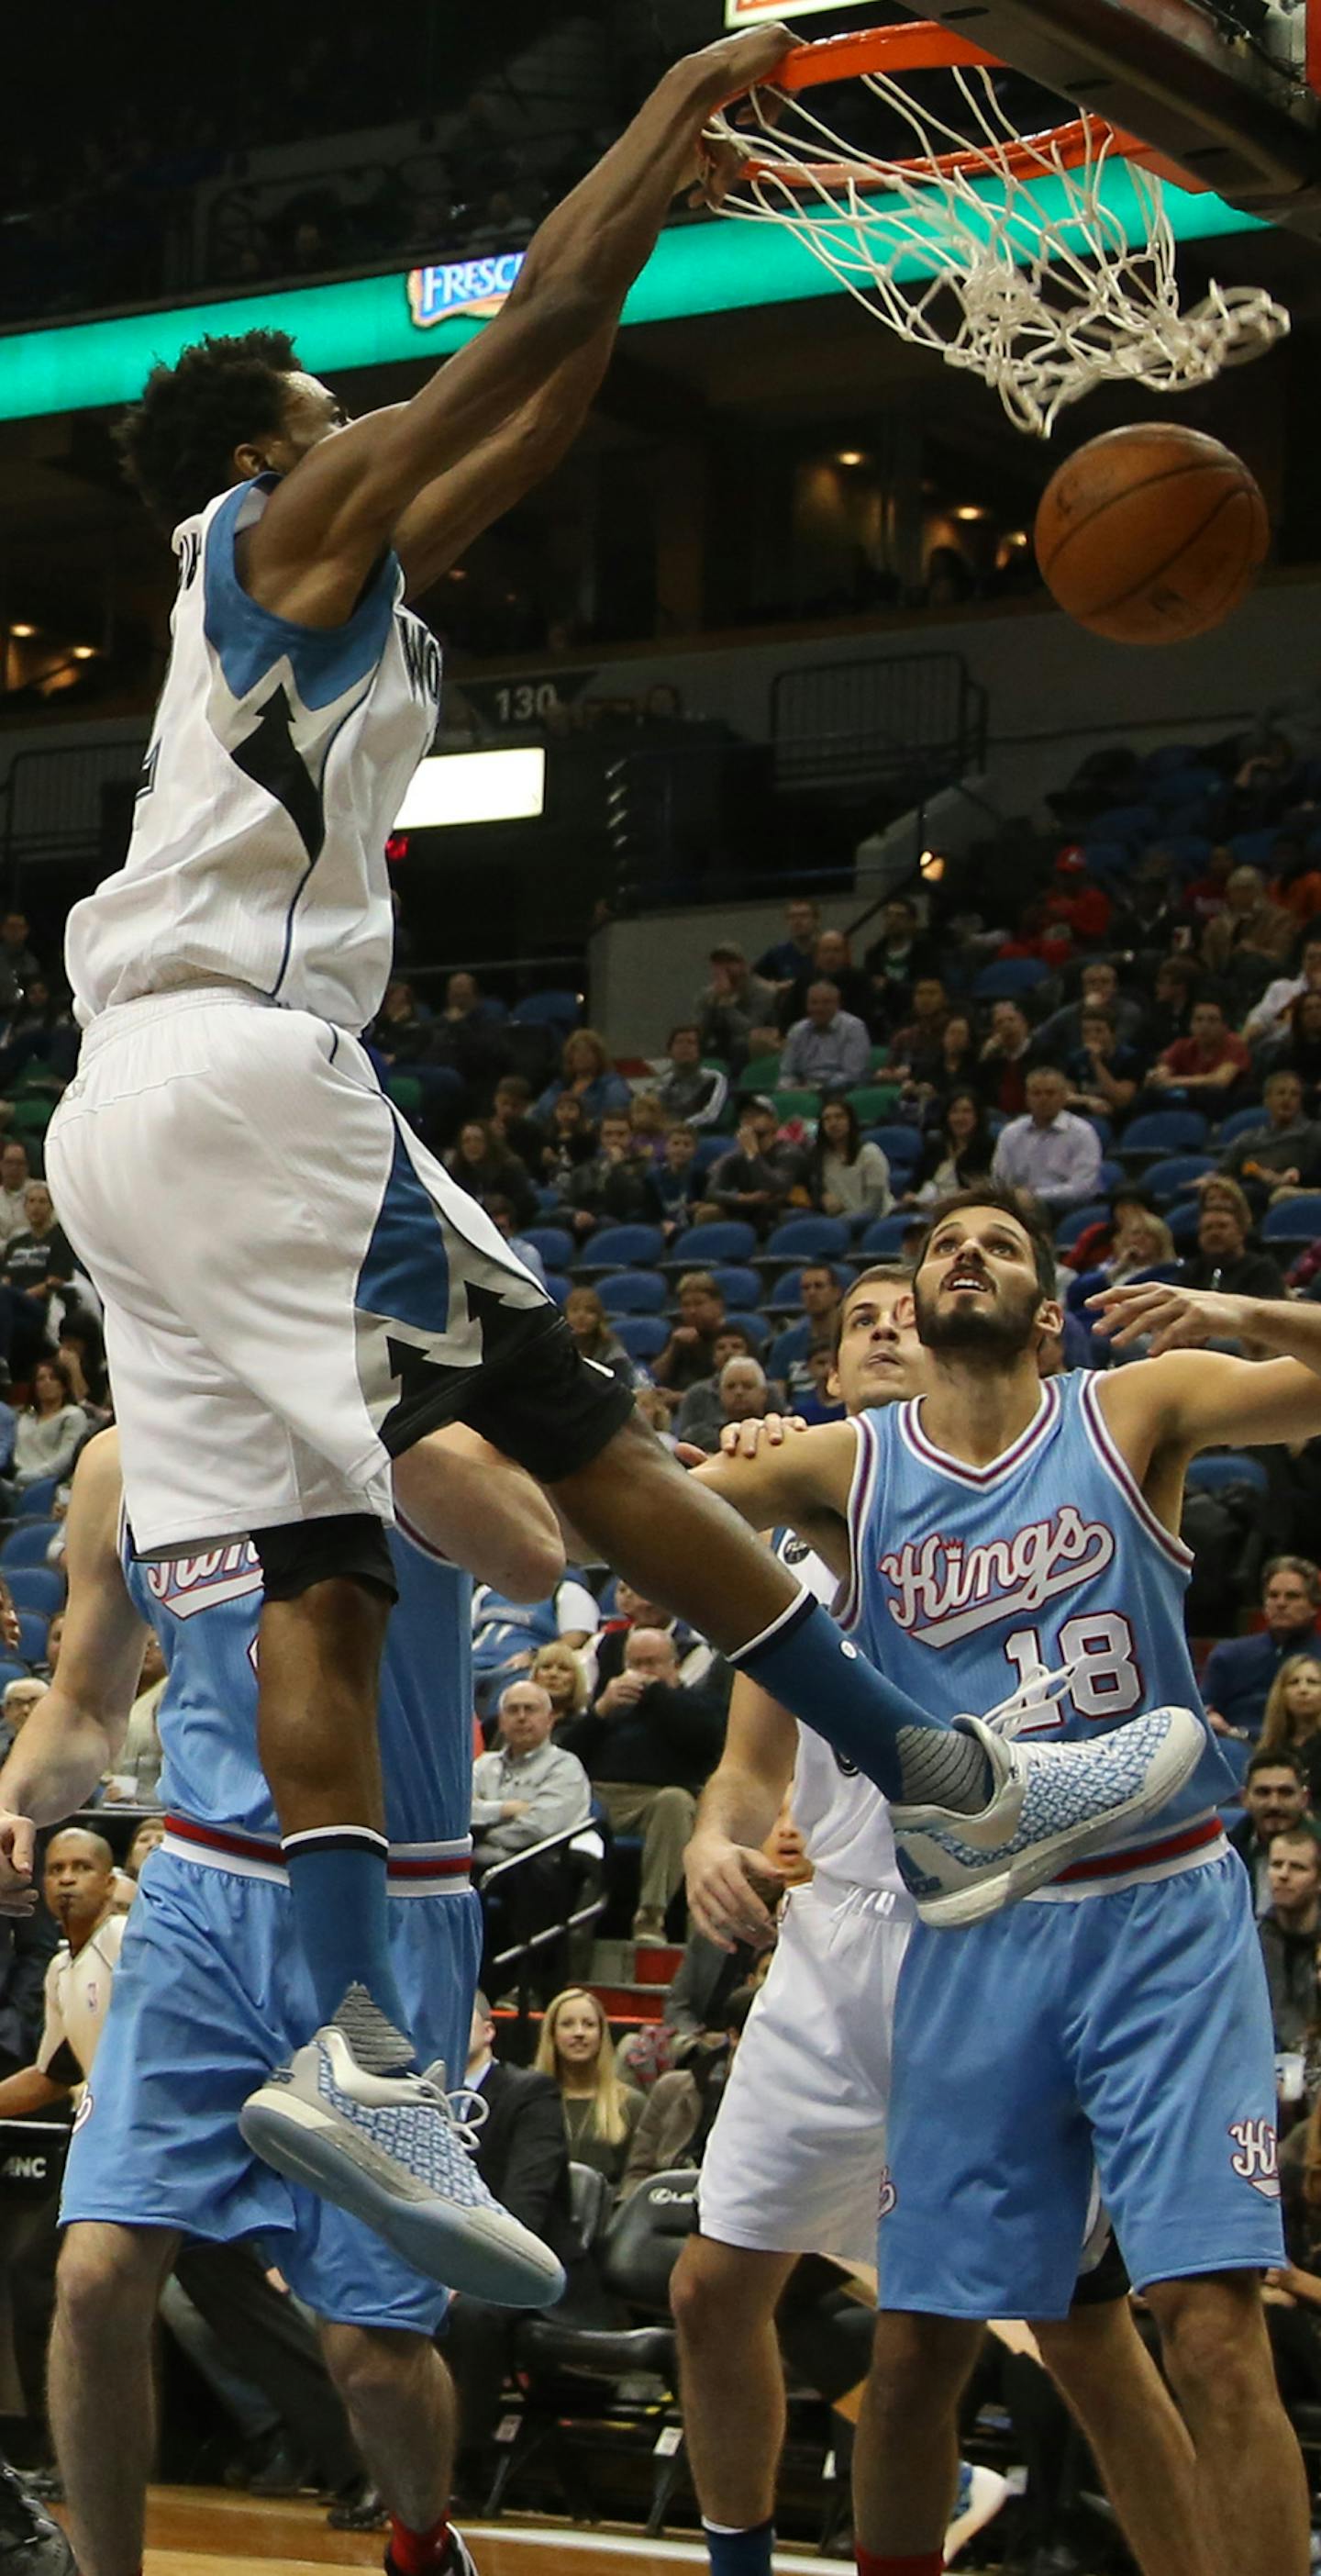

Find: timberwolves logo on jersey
[878,1505,1116,1650]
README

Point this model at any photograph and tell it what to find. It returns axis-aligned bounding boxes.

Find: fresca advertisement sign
[406,250,526,327]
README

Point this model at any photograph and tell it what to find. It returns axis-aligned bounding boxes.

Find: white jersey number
[1005,1614,1143,1729]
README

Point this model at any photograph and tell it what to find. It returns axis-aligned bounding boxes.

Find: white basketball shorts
[697,1878,913,2266]
[46,987,584,1556]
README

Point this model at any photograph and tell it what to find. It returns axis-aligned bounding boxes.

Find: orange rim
[773,23,1003,91]
[738,114,1176,190]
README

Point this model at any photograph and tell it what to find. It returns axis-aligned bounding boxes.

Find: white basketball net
[705,64,1290,437]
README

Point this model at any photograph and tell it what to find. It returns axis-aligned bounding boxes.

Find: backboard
[914,0,1321,231]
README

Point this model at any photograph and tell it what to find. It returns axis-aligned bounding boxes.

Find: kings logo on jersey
[878,1506,1116,1648]
[144,1541,262,1620]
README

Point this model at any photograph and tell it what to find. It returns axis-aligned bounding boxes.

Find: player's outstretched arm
[692,1420,858,1574]
[686,1669,798,1953]
[1091,1281,1321,1458]
[244,24,794,624]
[0,1433,148,1878]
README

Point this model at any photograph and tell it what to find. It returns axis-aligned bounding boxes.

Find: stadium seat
[522,1226,573,1272]
[1081,1113,1113,1149]
[0,1661,28,1695]
[1054,1202,1109,1251]
[844,1086,900,1125]
[15,1613,46,1666]
[510,990,579,1031]
[869,1124,924,1170]
[765,1263,853,1315]
[0,1522,59,1568]
[1165,1200,1202,1248]
[1185,1452,1269,1498]
[693,1133,729,1174]
[741,1053,783,1092]
[664,1221,757,1269]
[971,957,1051,1002]
[1120,1110,1209,1164]
[724,1310,767,1349]
[599,1273,666,1316]
[1216,1105,1268,1150]
[612,1316,669,1363]
[1262,1196,1321,1243]
[4,1568,63,1620]
[1096,1159,1126,1196]
[858,1215,917,1259]
[1228,829,1281,869]
[1141,1154,1215,1205]
[763,1217,850,1266]
[1147,764,1221,809]
[708,1266,762,1310]
[13,1477,61,1522]
[575,1224,664,1274]
[772,1089,822,1122]
[543,1273,571,1305]
[1085,802,1160,846]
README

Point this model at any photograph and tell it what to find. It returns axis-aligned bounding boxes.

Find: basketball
[1033,423,1270,645]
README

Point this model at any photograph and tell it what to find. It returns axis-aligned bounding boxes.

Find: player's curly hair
[113,329,302,534]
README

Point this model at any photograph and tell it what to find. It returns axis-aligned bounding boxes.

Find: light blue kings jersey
[122,1507,472,1850]
[838,1370,1235,1857]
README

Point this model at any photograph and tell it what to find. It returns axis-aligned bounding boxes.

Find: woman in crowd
[1272,987,1321,1100]
[539,1090,597,1195]
[531,1640,591,1727]
[1260,1656,1321,1804]
[535,1988,645,2187]
[808,1098,891,1221]
[445,1119,536,1229]
[563,1287,634,1393]
[928,1009,979,1101]
[534,1029,631,1126]
[909,1088,995,1204]
[6,1355,86,1498]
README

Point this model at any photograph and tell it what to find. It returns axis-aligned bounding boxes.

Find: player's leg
[671,2239,798,2543]
[853,2310,983,2564]
[49,2221,180,2576]
[1033,2296,1215,2576]
[1142,2273,1308,2576]
[318,2321,460,2566]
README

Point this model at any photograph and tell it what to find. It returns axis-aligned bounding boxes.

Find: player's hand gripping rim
[686,21,793,210]
[1088,1278,1249,1355]
[685,1827,785,1953]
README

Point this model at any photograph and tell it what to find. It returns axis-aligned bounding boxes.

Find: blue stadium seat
[765,1262,852,1314]
[1096,1159,1125,1196]
[1140,742,1204,778]
[763,1217,850,1266]
[1216,1105,1269,1150]
[663,1221,758,1270]
[539,1273,571,1306]
[522,1226,573,1272]
[0,1661,28,1694]
[612,1315,669,1363]
[599,1272,666,1316]
[724,1311,768,1350]
[511,989,581,1031]
[868,1124,923,1169]
[1156,834,1214,878]
[1082,1113,1113,1149]
[1065,1266,1107,1314]
[1120,1110,1209,1163]
[1262,1196,1321,1243]
[1147,764,1220,809]
[575,1223,663,1274]
[15,1613,45,1666]
[857,1215,917,1260]
[1053,1203,1109,1252]
[1185,1452,1269,1497]
[13,1477,60,1522]
[693,1134,729,1174]
[1166,1200,1202,1248]
[1141,1154,1215,1205]
[709,1266,763,1310]
[1228,829,1281,869]
[1085,802,1160,845]
[0,1522,59,1568]
[4,1567,63,1620]
[971,958,1051,1002]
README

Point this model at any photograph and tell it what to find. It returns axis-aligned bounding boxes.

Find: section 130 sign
[407,251,526,328]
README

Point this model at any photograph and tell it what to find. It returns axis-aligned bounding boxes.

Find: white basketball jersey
[65,476,442,1033]
[772,1526,910,1906]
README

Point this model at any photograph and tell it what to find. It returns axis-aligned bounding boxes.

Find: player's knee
[320,2321,427,2416]
[865,2312,980,2425]
[253,1513,397,1608]
[56,2224,162,2337]
[1147,2272,1272,2409]
[670,2237,758,2345]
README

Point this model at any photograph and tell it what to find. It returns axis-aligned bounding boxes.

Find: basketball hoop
[705,22,1290,436]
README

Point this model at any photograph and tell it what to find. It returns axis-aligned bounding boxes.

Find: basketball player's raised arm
[0,1433,148,1898]
[243,24,793,621]
[1090,1280,1321,1457]
[687,1666,798,1952]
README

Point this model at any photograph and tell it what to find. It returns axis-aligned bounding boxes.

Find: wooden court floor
[138,2492,841,2576]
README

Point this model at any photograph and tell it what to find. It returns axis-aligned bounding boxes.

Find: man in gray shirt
[472,1680,592,1859]
[779,983,871,1092]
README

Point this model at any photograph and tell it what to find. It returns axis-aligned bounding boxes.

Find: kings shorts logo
[879,1505,1115,1648]
[1227,2117,1280,2199]
[877,2167,897,2220]
[72,2089,94,2133]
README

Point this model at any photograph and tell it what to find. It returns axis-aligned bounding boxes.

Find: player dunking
[677,1268,1213,2576]
[700,1188,1315,2576]
[41,28,1194,2289]
[0,1423,556,2576]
